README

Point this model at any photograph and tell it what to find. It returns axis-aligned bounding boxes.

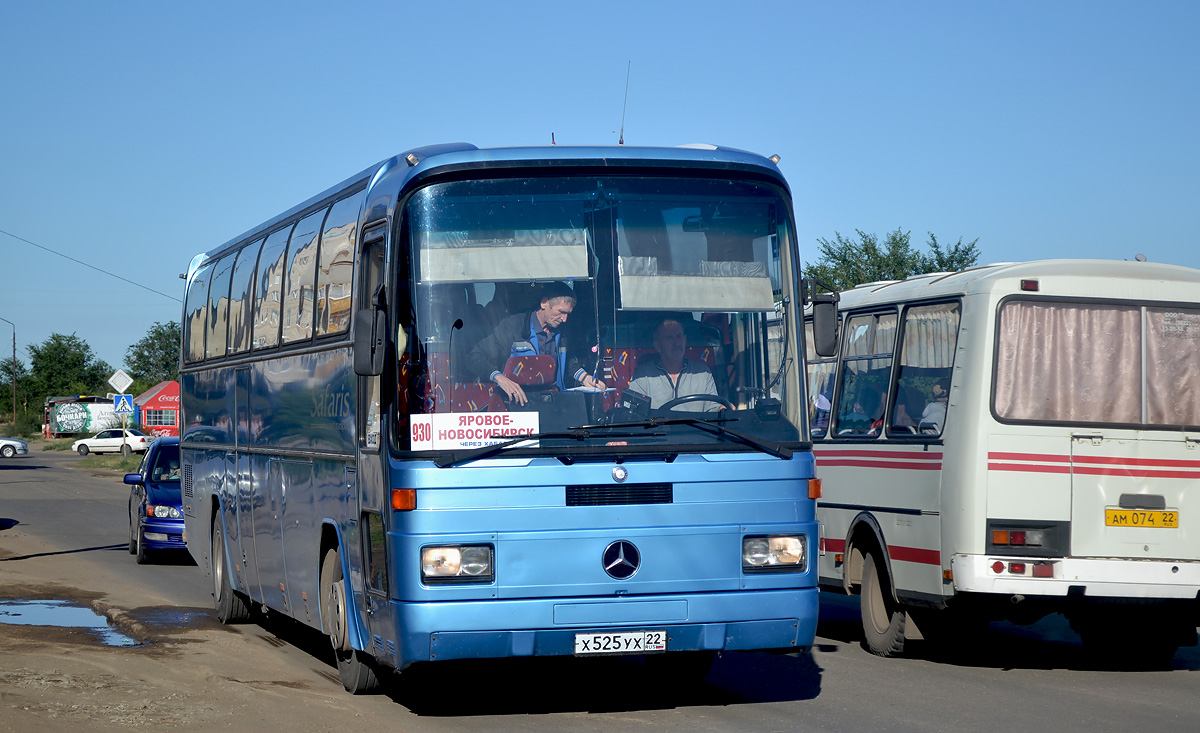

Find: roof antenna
[618,61,630,145]
[551,132,556,146]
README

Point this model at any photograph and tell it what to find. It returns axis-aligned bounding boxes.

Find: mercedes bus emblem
[603,540,641,579]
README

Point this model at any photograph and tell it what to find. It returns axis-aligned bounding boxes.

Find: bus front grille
[566,483,673,506]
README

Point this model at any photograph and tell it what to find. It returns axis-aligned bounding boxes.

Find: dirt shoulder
[0,453,395,732]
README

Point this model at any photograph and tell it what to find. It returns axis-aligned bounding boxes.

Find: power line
[0,227,183,303]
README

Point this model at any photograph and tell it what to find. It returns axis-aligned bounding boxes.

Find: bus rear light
[992,561,1005,573]
[807,478,822,500]
[990,528,1047,548]
[1008,562,1026,574]
[392,489,416,511]
[1020,279,1039,291]
[1032,563,1054,578]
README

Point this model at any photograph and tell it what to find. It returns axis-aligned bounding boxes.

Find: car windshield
[390,174,806,461]
[150,444,181,482]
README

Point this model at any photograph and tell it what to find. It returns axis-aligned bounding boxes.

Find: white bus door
[1070,432,1198,563]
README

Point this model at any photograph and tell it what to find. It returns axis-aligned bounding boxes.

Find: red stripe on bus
[989,451,1200,471]
[818,459,944,471]
[1073,465,1200,479]
[817,537,937,565]
[816,448,944,460]
[822,538,846,552]
[1072,455,1200,469]
[890,545,941,566]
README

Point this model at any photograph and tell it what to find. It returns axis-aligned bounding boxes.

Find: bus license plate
[1105,509,1178,528]
[574,630,666,656]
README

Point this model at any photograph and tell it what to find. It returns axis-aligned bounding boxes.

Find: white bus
[805,259,1200,664]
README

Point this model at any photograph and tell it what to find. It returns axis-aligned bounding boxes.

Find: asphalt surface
[2,446,1199,732]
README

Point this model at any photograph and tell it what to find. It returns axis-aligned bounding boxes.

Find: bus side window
[888,302,961,437]
[833,312,896,436]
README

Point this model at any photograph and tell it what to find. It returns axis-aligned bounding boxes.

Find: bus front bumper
[385,587,818,667]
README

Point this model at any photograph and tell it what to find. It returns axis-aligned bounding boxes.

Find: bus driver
[627,317,720,413]
[466,281,605,405]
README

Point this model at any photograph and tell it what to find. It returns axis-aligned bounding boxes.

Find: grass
[82,454,143,472]
[40,438,77,452]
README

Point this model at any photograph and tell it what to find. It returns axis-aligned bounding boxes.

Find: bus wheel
[320,548,381,694]
[861,552,906,657]
[212,519,250,623]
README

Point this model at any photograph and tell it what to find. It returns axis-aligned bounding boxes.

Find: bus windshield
[400,175,803,458]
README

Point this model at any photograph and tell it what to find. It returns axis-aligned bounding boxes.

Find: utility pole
[0,317,14,425]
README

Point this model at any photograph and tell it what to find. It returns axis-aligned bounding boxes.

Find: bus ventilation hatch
[566,483,673,506]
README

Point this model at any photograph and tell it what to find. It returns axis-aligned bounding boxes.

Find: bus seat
[504,355,557,385]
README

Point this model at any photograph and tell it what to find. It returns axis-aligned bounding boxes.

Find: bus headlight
[743,535,806,573]
[421,545,494,584]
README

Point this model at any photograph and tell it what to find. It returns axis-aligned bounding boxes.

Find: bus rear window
[994,301,1200,428]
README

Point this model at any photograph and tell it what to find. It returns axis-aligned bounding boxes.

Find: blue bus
[180,143,829,693]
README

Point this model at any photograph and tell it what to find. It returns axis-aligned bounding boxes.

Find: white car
[72,429,152,456]
[0,437,28,458]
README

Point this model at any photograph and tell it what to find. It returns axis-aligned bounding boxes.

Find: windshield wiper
[432,428,664,468]
[577,416,793,460]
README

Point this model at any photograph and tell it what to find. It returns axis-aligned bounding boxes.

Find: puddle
[0,599,140,647]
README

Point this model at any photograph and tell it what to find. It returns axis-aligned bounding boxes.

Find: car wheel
[121,444,132,456]
[77,445,89,456]
[135,525,149,565]
[128,500,137,554]
[1,445,14,458]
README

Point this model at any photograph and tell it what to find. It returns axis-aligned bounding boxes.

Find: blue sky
[2,1,1197,370]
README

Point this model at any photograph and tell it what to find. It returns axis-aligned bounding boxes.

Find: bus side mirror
[354,309,387,376]
[802,277,839,358]
[811,300,838,357]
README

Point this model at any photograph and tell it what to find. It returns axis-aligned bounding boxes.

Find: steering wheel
[659,393,734,412]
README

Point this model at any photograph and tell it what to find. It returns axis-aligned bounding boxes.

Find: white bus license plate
[574,630,666,656]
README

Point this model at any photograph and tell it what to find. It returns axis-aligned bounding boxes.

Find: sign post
[110,371,135,456]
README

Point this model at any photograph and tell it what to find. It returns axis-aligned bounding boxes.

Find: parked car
[0,437,28,458]
[124,436,184,564]
[72,428,152,456]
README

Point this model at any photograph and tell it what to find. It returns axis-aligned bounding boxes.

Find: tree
[28,333,112,399]
[0,356,29,421]
[804,228,980,292]
[125,321,181,392]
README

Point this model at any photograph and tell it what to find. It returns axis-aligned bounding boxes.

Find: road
[2,448,1199,732]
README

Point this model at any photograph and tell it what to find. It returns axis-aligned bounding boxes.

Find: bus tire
[321,547,381,694]
[861,551,906,657]
[212,518,250,623]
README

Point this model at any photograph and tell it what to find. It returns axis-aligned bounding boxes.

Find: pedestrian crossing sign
[114,394,135,414]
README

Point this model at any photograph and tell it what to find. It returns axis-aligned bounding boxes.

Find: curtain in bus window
[184,262,214,363]
[228,239,263,354]
[282,209,325,344]
[995,302,1141,424]
[316,191,363,337]
[253,227,292,350]
[1145,307,1200,426]
[890,303,960,435]
[205,253,236,359]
